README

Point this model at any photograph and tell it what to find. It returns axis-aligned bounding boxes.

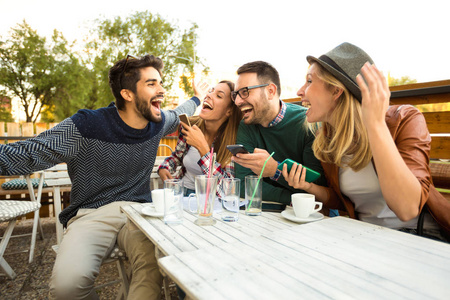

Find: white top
[182,146,203,190]
[339,160,419,229]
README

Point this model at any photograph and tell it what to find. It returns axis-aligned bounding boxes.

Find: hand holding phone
[226,144,249,156]
[178,114,191,127]
[277,159,320,183]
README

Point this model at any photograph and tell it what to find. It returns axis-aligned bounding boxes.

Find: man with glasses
[0,54,203,299]
[232,61,325,209]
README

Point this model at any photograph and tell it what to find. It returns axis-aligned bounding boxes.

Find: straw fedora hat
[306,42,374,102]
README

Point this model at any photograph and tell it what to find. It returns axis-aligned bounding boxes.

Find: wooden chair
[151,144,174,190]
[0,172,44,263]
[0,173,44,279]
[44,164,130,299]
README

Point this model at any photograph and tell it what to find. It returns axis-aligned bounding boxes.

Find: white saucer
[141,205,164,217]
[281,208,324,223]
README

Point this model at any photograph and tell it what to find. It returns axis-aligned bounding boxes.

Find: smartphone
[277,159,321,183]
[226,144,249,156]
[178,114,191,127]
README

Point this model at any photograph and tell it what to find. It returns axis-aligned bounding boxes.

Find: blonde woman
[282,42,449,241]
[158,80,243,196]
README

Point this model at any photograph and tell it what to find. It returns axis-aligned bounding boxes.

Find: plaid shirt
[268,100,287,181]
[158,130,235,197]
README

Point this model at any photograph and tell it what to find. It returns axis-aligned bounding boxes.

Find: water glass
[163,179,184,225]
[245,175,262,216]
[188,175,217,226]
[220,178,240,222]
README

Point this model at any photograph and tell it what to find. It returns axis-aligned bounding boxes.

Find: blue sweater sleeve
[0,118,82,175]
[162,96,200,136]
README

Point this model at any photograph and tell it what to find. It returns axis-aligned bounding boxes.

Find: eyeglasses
[120,54,138,90]
[231,84,269,102]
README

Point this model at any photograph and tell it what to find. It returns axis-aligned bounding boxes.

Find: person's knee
[49,272,98,300]
[127,231,157,266]
[50,258,99,300]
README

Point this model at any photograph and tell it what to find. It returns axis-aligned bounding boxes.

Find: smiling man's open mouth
[240,105,253,116]
[151,98,162,111]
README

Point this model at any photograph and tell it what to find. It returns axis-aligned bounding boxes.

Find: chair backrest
[25,172,45,204]
[43,164,71,188]
[43,164,71,245]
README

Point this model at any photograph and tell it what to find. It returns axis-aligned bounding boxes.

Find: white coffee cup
[151,189,165,213]
[291,193,323,218]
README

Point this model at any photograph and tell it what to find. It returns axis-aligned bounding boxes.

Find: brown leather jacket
[321,105,450,235]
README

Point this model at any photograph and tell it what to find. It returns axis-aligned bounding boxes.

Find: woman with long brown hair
[283,42,449,242]
[158,80,242,196]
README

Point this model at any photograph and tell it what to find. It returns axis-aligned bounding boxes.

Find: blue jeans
[184,188,195,197]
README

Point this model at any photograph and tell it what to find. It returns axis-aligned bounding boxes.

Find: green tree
[0,94,14,122]
[0,21,92,122]
[86,11,207,108]
[40,32,94,122]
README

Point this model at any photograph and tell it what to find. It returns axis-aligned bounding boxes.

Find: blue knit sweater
[0,99,199,225]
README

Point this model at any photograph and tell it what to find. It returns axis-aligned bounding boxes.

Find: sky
[1,0,449,99]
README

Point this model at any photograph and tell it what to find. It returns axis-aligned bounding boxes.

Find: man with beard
[0,54,202,299]
[231,61,325,209]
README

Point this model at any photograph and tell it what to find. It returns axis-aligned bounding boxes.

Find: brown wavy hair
[188,80,243,167]
[309,63,372,171]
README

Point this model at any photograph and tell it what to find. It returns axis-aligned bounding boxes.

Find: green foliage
[0,95,14,122]
[0,21,93,122]
[86,11,204,107]
[0,13,206,121]
[387,72,417,87]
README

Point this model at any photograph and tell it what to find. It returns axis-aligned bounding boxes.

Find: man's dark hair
[236,61,281,96]
[109,54,164,109]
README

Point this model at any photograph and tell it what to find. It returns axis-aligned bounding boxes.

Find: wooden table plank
[159,217,450,300]
[121,203,298,257]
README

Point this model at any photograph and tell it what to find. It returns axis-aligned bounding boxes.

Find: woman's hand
[357,62,421,221]
[193,79,209,100]
[356,62,391,129]
[281,162,312,191]
[158,168,173,182]
[181,123,210,156]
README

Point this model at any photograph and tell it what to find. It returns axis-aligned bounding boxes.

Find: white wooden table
[158,217,450,300]
[121,203,297,257]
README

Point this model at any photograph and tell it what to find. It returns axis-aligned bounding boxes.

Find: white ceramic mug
[291,193,322,218]
[151,189,165,213]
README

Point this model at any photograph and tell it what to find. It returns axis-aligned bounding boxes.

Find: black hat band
[318,55,357,85]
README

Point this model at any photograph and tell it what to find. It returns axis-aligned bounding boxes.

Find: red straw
[204,147,214,214]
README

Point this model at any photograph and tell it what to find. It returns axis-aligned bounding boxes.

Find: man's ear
[267,83,278,100]
[120,89,134,103]
[333,87,344,101]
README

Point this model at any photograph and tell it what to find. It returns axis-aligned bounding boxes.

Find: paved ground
[0,217,177,299]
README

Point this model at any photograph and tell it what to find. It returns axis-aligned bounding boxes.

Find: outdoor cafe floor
[0,217,178,299]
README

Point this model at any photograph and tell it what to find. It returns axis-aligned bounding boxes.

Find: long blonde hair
[188,80,243,167]
[310,64,372,171]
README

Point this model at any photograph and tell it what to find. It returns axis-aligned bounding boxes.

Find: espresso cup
[151,189,165,213]
[291,193,322,218]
